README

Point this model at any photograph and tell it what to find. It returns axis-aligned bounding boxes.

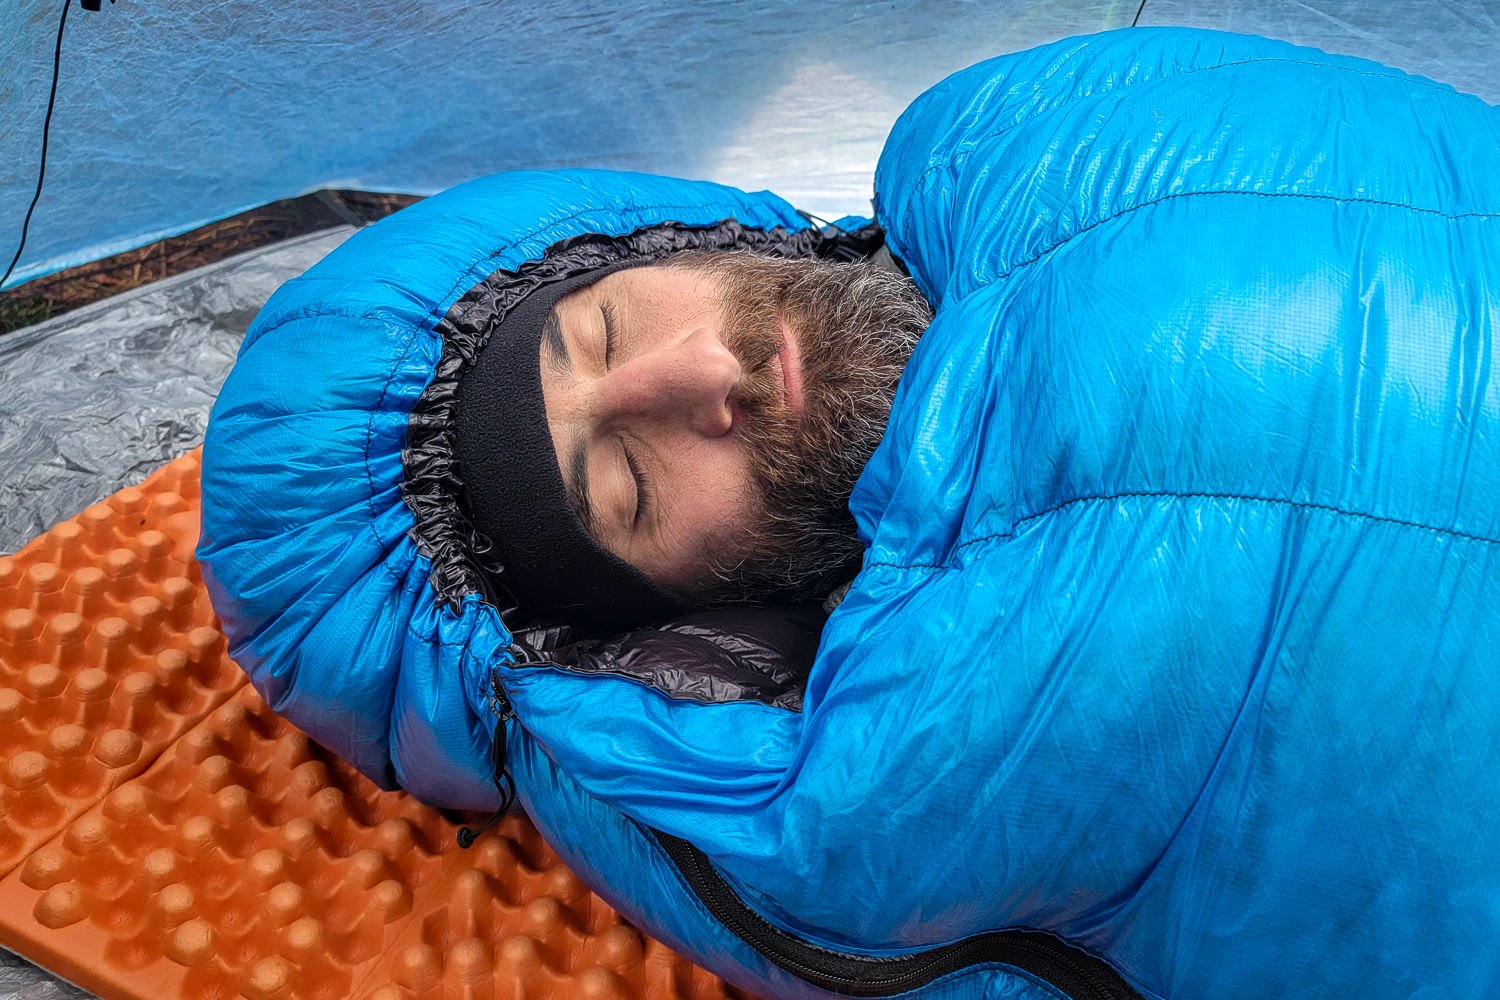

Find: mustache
[723,291,907,501]
[723,297,796,446]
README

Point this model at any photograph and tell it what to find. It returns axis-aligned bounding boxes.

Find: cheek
[657,444,759,556]
[687,449,756,522]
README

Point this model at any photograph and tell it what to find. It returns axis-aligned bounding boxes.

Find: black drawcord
[796,208,844,232]
[2,0,72,290]
[453,740,519,851]
[456,653,529,849]
[456,709,516,848]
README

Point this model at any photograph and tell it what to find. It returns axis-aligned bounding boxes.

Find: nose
[596,326,739,437]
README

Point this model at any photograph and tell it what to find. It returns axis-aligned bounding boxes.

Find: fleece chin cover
[453,263,685,633]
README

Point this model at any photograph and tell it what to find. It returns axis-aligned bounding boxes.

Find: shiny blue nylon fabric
[196,160,1064,997]
[199,28,1500,998]
[197,168,814,811]
[500,28,1500,1000]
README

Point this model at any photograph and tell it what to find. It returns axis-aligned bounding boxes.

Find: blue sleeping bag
[200,28,1500,999]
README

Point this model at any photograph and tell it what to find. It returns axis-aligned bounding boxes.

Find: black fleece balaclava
[453,263,688,633]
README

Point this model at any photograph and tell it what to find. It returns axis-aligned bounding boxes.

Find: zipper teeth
[659,832,1138,1000]
[677,845,938,992]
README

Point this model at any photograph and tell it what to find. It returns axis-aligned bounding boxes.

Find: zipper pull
[456,685,517,849]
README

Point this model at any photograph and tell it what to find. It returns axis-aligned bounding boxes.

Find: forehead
[572,263,726,315]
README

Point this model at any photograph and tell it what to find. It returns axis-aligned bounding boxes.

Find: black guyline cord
[2,0,112,293]
[1132,0,1148,28]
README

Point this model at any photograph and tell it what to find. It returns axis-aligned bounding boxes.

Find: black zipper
[481,650,1138,998]
[652,830,1142,1000]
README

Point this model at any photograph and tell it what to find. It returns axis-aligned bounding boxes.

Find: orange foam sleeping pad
[0,450,749,1000]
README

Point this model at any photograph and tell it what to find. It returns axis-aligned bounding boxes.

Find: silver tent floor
[0,227,354,555]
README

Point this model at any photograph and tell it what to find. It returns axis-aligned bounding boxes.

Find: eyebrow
[540,308,570,375]
[541,305,599,536]
[565,440,596,536]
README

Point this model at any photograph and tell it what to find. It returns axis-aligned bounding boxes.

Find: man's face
[538,265,792,593]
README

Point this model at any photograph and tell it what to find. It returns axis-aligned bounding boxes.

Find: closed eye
[602,299,621,369]
[622,441,653,527]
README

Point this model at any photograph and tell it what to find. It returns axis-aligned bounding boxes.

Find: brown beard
[666,253,930,605]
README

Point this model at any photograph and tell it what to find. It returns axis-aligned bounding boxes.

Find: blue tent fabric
[200,27,1500,1000]
[5,1,1497,292]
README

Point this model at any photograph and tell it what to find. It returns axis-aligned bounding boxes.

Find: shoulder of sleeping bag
[831,24,1500,999]
[862,25,1500,559]
[874,26,1499,305]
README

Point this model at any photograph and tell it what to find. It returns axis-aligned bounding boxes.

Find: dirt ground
[0,190,421,336]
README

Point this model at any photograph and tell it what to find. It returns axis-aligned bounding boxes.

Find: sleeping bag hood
[199,28,1500,1000]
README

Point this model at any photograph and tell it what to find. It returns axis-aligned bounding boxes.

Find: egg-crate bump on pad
[0,450,750,1000]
